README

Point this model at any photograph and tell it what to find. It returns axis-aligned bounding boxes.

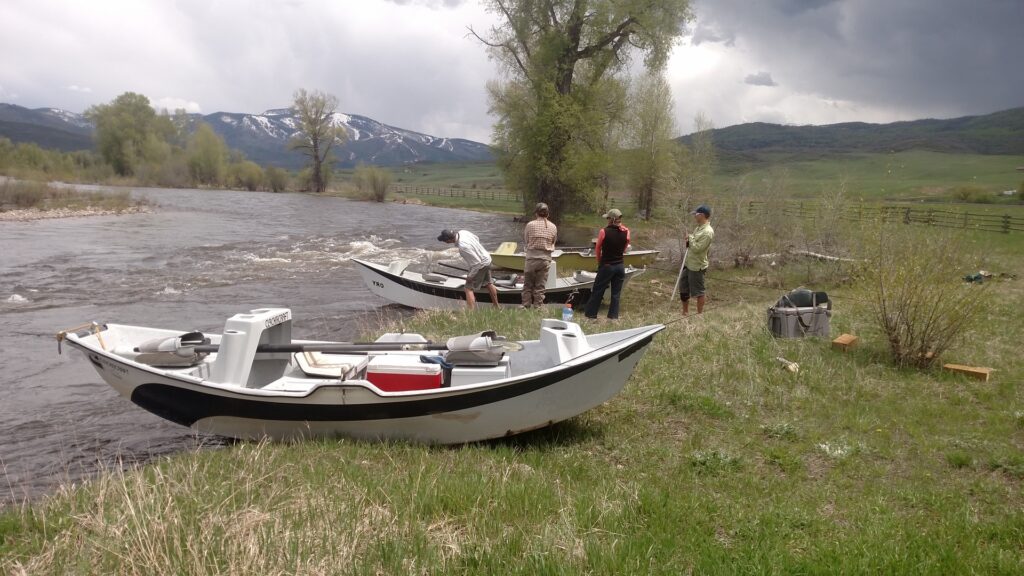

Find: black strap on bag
[770,289,831,337]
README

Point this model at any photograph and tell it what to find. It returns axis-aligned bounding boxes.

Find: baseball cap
[602,208,622,219]
[691,205,711,217]
[437,229,456,242]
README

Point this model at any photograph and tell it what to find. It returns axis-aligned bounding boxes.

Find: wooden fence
[390,185,1022,234]
[612,198,1024,234]
[743,201,1024,234]
[390,184,522,203]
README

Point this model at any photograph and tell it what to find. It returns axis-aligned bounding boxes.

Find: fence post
[1004,215,1011,234]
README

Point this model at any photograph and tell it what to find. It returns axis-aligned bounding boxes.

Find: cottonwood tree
[624,72,679,219]
[86,92,174,176]
[474,0,692,222]
[186,123,228,186]
[289,89,347,193]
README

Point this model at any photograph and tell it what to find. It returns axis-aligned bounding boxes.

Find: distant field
[376,152,1024,210]
[716,150,1024,202]
[385,162,506,190]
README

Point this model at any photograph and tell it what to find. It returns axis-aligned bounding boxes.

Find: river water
[0,186,525,506]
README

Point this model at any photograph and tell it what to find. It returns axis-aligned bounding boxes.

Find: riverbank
[2,228,1021,573]
[0,205,151,222]
[0,179,151,222]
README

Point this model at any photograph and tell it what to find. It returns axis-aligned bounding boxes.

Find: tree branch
[576,16,637,61]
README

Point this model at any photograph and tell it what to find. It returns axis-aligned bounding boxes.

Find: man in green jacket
[680,205,714,315]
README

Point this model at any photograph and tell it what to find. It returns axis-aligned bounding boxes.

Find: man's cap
[602,208,622,219]
[691,205,711,217]
[535,202,549,214]
[437,229,456,242]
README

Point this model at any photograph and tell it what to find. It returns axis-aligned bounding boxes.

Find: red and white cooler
[366,354,442,392]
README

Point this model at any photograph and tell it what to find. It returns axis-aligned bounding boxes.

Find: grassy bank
[2,227,1021,574]
[0,179,145,215]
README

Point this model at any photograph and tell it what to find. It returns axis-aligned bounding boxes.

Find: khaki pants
[522,258,550,307]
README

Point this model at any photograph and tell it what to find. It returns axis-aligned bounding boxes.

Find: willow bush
[857,224,991,368]
[354,165,392,202]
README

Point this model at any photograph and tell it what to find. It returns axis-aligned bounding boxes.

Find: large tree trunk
[312,143,323,193]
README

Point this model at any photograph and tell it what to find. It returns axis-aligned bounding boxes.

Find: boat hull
[354,258,604,309]
[65,323,663,444]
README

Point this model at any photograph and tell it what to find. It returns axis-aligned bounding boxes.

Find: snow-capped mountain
[206,108,493,168]
[0,103,493,168]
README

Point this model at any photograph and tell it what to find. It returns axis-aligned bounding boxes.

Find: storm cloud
[668,0,1024,131]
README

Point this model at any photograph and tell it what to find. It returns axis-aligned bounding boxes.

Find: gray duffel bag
[768,289,831,338]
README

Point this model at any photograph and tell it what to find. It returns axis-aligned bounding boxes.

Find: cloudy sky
[2,0,1021,142]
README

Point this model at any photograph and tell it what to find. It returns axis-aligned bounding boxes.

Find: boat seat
[573,270,596,283]
[422,272,446,283]
[294,352,369,380]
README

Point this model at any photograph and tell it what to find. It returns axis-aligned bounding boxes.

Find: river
[0,186,528,506]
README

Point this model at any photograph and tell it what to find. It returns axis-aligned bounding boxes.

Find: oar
[189,341,449,354]
[670,246,689,303]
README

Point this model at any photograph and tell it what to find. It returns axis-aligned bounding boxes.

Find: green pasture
[366,152,1024,213]
[713,150,1023,202]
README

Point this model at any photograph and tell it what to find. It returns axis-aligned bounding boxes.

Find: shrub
[354,165,392,202]
[950,185,993,204]
[229,161,265,191]
[265,166,289,192]
[856,226,991,368]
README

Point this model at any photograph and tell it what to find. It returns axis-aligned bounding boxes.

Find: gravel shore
[0,205,151,222]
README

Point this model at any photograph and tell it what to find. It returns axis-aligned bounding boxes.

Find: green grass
[2,224,1022,574]
[714,150,1024,203]
[335,152,1024,213]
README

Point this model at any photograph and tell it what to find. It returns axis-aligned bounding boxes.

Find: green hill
[680,107,1024,157]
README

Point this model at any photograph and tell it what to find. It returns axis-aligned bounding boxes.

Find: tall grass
[0,179,140,212]
[2,226,1021,574]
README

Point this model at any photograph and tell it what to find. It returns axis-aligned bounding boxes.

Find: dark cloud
[744,72,777,87]
[691,0,1024,117]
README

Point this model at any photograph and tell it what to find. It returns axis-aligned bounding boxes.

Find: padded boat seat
[294,352,369,380]
[493,276,518,288]
[422,273,446,283]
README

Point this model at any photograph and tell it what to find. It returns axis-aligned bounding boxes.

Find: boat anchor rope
[56,322,107,354]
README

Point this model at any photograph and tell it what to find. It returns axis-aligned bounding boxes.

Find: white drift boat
[57,308,664,443]
[354,258,644,310]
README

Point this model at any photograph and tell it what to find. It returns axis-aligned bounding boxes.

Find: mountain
[203,108,493,168]
[0,103,493,168]
[677,107,1024,156]
[0,104,93,152]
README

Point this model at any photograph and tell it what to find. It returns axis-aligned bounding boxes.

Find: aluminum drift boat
[353,258,644,310]
[57,308,665,443]
[489,242,659,272]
